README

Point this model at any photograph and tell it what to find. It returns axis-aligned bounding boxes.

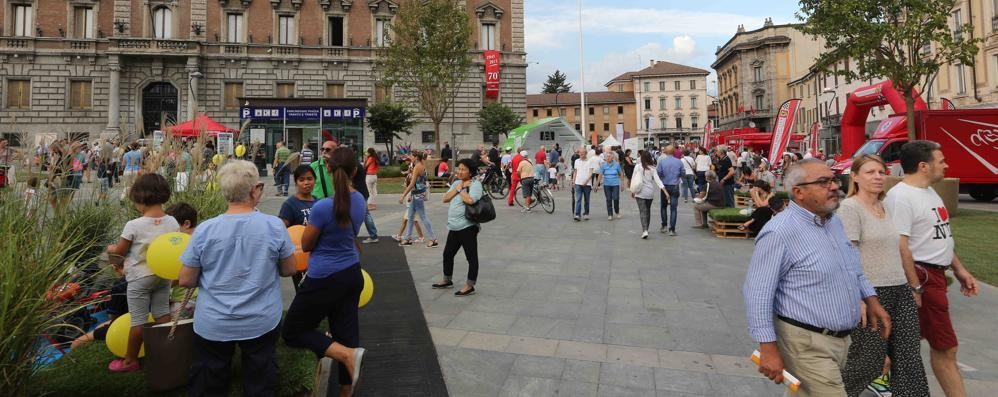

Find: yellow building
[525,92,636,143]
[931,0,998,108]
[712,18,822,132]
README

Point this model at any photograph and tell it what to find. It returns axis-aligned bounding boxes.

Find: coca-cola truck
[831,81,998,202]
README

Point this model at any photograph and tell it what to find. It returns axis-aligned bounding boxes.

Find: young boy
[548,165,558,191]
[165,202,198,317]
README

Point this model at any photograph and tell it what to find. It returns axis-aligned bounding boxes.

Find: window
[755,94,764,110]
[329,16,344,46]
[588,123,595,131]
[375,84,391,103]
[617,105,623,114]
[953,9,963,40]
[422,131,434,143]
[644,118,650,130]
[69,81,92,110]
[956,63,967,94]
[659,117,666,130]
[644,98,651,110]
[603,123,609,131]
[690,96,698,109]
[532,109,538,117]
[326,83,345,97]
[659,98,666,110]
[659,81,666,91]
[276,82,295,98]
[480,23,496,50]
[152,6,172,39]
[374,131,389,144]
[483,130,500,144]
[12,5,33,37]
[374,18,390,47]
[546,109,552,117]
[539,131,555,141]
[691,116,699,129]
[674,97,682,109]
[0,133,22,147]
[689,80,696,90]
[643,82,650,91]
[74,7,95,39]
[573,108,579,116]
[675,117,683,129]
[559,107,566,116]
[574,124,581,131]
[278,15,295,45]
[588,107,594,115]
[7,79,30,109]
[753,66,763,82]
[602,106,609,115]
[226,13,243,43]
[223,82,243,110]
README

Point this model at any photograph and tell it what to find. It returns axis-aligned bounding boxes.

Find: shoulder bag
[628,167,644,194]
[464,185,495,224]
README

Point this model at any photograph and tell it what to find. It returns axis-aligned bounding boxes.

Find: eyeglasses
[796,176,841,189]
[322,147,334,152]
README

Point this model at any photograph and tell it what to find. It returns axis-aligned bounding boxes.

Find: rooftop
[526,91,635,107]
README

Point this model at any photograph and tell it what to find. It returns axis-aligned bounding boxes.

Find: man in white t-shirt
[571,149,594,221]
[884,140,978,397]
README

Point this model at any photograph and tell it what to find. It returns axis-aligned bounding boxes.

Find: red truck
[832,81,998,202]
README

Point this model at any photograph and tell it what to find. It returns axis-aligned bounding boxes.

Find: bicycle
[514,182,555,214]
[481,166,508,199]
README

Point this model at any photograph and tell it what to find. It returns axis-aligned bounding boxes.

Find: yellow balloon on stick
[212,153,224,166]
[359,269,374,308]
[147,232,190,280]
[105,313,154,358]
[235,144,246,158]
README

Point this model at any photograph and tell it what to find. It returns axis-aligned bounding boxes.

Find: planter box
[710,220,752,239]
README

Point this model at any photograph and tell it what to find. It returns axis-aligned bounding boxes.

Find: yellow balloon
[147,232,191,280]
[359,269,374,308]
[212,153,224,166]
[235,144,246,158]
[105,313,154,358]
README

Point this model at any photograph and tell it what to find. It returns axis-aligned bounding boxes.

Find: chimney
[649,60,655,66]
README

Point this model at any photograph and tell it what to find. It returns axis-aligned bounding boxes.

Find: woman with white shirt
[693,147,712,192]
[629,150,668,239]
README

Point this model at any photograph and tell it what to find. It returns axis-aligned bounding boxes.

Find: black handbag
[465,192,496,224]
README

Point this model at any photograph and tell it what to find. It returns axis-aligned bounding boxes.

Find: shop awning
[164,114,240,137]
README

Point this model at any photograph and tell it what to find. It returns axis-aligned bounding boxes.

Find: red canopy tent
[164,114,239,138]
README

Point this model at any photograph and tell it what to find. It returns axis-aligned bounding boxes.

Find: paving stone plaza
[256,182,998,397]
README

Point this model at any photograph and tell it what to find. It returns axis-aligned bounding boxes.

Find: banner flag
[941,97,956,110]
[768,99,803,165]
[809,121,820,152]
[703,120,713,148]
[484,50,501,98]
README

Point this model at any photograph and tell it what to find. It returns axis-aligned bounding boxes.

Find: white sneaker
[641,231,649,239]
[583,215,590,220]
[362,237,379,243]
[615,214,622,219]
[608,216,613,221]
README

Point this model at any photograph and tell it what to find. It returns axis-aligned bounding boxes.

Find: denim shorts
[520,177,535,197]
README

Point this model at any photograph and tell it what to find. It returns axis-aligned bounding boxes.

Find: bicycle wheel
[488,176,508,199]
[540,189,555,213]
[513,185,525,207]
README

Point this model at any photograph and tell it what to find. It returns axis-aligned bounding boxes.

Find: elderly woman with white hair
[179,159,298,396]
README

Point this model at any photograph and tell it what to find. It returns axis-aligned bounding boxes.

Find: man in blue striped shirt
[743,159,891,396]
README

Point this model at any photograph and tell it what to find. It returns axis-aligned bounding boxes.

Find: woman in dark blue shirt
[279,165,317,227]
[282,148,367,396]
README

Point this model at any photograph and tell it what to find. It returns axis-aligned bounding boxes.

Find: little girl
[105,173,179,373]
[24,176,38,216]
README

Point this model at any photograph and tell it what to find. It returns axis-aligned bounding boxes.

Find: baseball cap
[520,150,528,157]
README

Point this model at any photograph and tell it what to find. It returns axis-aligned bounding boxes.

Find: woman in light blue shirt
[599,151,623,220]
[432,158,484,296]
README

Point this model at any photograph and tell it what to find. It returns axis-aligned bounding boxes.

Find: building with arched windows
[0,0,526,154]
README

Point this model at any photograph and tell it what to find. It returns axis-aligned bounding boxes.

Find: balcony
[108,38,201,56]
[1,37,35,52]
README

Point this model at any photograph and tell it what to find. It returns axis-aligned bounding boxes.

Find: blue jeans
[404,196,435,241]
[723,183,735,208]
[364,211,378,238]
[682,174,697,200]
[574,185,591,217]
[535,163,548,184]
[603,185,620,216]
[695,171,707,192]
[276,165,290,194]
[659,185,680,231]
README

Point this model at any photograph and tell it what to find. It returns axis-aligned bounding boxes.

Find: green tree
[367,102,416,162]
[375,0,472,154]
[797,0,980,139]
[541,70,573,93]
[478,102,524,145]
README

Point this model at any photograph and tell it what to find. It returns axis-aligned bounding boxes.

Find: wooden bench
[427,178,450,190]
[735,195,752,208]
[709,220,752,239]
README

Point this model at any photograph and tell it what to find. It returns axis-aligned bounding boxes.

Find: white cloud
[575,36,707,91]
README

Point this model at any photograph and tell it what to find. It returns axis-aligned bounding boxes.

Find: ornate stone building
[0,0,526,152]
[931,0,998,109]
[606,60,709,147]
[712,18,820,132]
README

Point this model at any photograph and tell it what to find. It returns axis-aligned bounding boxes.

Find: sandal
[399,240,414,246]
[108,359,141,373]
[426,241,439,248]
[455,287,476,297]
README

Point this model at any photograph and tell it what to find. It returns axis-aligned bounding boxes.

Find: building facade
[931,0,998,109]
[524,91,635,143]
[0,0,526,152]
[712,18,821,133]
[608,60,709,147]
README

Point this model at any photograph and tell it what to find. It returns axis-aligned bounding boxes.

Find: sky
[524,0,801,96]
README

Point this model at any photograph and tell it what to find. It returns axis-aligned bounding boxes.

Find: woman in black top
[622,149,635,179]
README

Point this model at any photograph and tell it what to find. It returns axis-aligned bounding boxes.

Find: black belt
[778,316,851,338]
[915,261,949,271]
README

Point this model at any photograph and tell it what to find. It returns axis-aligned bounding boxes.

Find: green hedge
[708,207,751,223]
[377,166,403,178]
[28,340,315,396]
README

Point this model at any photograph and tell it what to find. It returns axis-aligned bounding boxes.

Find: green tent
[502,117,585,151]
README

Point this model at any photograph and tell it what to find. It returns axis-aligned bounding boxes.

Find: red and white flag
[940,97,956,110]
[484,50,501,98]
[703,120,714,148]
[768,99,802,165]
[809,121,820,152]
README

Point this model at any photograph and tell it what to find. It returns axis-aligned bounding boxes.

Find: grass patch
[27,339,316,396]
[376,177,452,195]
[708,207,751,223]
[951,209,998,286]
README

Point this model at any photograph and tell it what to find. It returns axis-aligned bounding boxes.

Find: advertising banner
[703,120,713,148]
[239,107,364,121]
[809,121,820,153]
[484,50,501,98]
[768,99,802,165]
[217,133,234,156]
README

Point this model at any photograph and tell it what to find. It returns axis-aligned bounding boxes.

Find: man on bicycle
[516,151,535,212]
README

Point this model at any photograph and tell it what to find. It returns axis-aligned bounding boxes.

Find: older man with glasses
[743,158,892,397]
[310,139,338,199]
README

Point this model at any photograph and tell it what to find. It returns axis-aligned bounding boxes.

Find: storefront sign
[239,106,365,120]
[217,133,234,156]
[152,130,164,148]
[484,50,501,98]
[249,128,266,144]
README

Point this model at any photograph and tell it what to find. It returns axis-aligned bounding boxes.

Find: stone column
[186,57,200,119]
[105,57,121,135]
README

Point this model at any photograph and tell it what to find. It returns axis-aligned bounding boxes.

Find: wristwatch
[910,284,924,294]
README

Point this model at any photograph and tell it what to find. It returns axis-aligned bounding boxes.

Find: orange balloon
[287,225,308,271]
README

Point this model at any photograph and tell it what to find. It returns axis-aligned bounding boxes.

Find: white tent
[600,135,621,148]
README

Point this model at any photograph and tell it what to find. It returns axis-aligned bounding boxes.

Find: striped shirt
[743,201,877,343]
